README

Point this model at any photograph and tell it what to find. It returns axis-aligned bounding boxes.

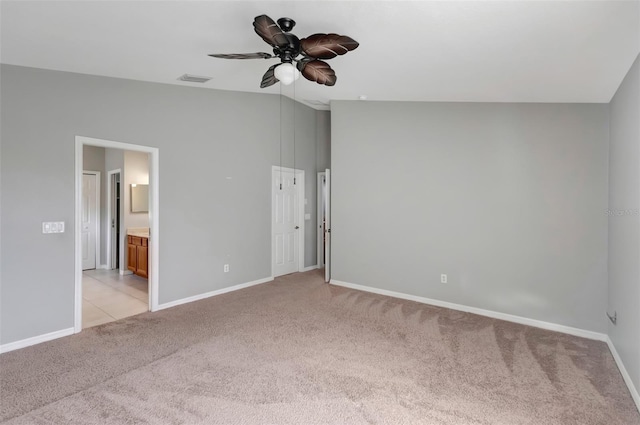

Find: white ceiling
[2,1,639,109]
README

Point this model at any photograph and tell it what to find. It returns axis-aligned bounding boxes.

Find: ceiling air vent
[177,74,212,83]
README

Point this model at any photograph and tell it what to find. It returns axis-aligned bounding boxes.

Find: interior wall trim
[606,336,640,413]
[0,276,274,353]
[3,278,635,414]
[156,276,274,311]
[0,328,75,354]
[329,279,608,342]
[332,278,639,412]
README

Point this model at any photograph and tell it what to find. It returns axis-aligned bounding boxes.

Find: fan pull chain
[279,80,283,191]
[293,77,296,185]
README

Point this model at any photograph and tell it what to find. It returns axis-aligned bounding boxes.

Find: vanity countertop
[127,228,149,238]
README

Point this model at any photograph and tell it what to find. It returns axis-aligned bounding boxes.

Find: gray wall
[105,148,124,173]
[331,101,609,333]
[316,110,331,171]
[82,145,107,266]
[608,53,640,391]
[0,65,324,344]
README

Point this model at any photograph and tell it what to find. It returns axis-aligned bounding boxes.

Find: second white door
[324,168,331,283]
[272,168,301,277]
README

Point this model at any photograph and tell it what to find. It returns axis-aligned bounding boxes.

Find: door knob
[295,226,299,229]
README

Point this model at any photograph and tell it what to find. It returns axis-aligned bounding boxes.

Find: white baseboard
[98,264,109,270]
[301,265,318,272]
[329,279,607,342]
[606,336,640,412]
[0,327,75,354]
[119,269,133,276]
[156,276,274,311]
[1,277,274,353]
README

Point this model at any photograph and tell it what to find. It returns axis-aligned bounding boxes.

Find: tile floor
[82,269,149,329]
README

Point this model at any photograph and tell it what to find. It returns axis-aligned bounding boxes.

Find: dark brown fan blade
[253,15,288,48]
[300,33,359,60]
[297,60,336,86]
[260,64,279,88]
[208,52,273,59]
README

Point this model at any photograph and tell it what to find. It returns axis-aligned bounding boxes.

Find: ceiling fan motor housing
[274,33,301,63]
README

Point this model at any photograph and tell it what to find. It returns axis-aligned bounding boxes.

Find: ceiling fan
[209,15,359,88]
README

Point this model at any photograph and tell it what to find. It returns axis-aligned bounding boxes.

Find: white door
[273,169,299,277]
[82,173,98,270]
[317,172,326,268]
[324,168,331,282]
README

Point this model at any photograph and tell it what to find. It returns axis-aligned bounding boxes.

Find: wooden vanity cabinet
[127,241,137,273]
[127,235,149,278]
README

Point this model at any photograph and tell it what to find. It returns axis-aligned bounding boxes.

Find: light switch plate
[42,221,65,234]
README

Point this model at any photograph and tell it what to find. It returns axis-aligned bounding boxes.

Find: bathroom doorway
[80,153,149,329]
[75,136,159,333]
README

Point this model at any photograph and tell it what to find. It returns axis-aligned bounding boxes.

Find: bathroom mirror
[131,184,149,213]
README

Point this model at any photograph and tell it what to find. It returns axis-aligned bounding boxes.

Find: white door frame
[75,136,160,333]
[271,165,305,277]
[324,168,331,282]
[106,168,122,271]
[317,171,326,269]
[82,170,101,270]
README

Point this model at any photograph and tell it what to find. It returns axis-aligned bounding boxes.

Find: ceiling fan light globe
[274,63,300,85]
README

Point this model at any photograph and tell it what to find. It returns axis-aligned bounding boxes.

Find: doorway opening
[75,136,160,333]
[82,156,148,329]
[271,166,305,277]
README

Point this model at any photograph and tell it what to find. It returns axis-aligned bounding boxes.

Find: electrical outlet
[440,274,447,284]
[224,264,229,273]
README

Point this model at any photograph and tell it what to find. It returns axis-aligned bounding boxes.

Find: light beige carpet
[1,270,638,424]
